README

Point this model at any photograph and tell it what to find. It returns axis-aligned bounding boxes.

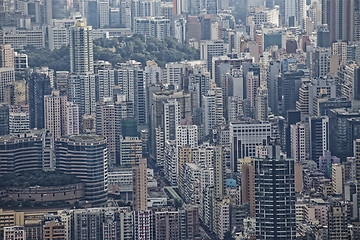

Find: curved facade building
[0,131,54,175]
[55,134,108,206]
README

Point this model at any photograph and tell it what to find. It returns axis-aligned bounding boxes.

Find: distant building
[70,21,94,73]
[55,135,108,206]
[255,154,296,239]
[134,17,170,40]
[3,226,26,240]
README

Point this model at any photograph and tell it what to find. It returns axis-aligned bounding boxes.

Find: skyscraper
[0,104,9,135]
[310,116,329,163]
[55,134,108,206]
[44,90,68,139]
[132,158,148,211]
[28,73,52,129]
[214,146,225,200]
[254,154,296,239]
[69,21,94,73]
[329,0,354,43]
[230,121,272,172]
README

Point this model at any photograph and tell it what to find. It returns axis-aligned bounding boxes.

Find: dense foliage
[0,170,81,188]
[25,35,200,71]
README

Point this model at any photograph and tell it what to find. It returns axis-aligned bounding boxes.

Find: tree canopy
[0,170,81,188]
[25,35,200,71]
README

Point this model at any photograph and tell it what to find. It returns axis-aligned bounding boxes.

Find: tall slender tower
[133,158,148,211]
[355,139,360,219]
[44,90,68,139]
[255,148,296,239]
[214,146,225,200]
[70,21,94,73]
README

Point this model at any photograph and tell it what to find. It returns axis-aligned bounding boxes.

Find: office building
[163,99,180,142]
[254,155,296,239]
[328,108,360,160]
[267,61,281,115]
[355,139,360,218]
[254,86,268,121]
[69,21,94,73]
[55,135,108,206]
[329,0,355,43]
[241,163,255,217]
[120,136,142,166]
[230,121,272,172]
[28,73,52,129]
[0,104,9,135]
[200,40,225,74]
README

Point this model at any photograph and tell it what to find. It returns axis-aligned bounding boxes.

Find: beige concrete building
[133,158,148,211]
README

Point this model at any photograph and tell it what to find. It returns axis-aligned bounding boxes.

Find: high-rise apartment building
[154,211,180,240]
[176,124,198,147]
[134,17,170,40]
[3,226,26,240]
[68,73,96,116]
[0,130,54,175]
[133,210,153,240]
[43,221,65,240]
[214,146,225,200]
[0,67,15,103]
[44,90,68,139]
[290,122,308,163]
[310,116,329,163]
[254,155,296,239]
[355,139,360,218]
[0,44,14,68]
[55,135,108,206]
[96,99,118,166]
[132,158,148,211]
[70,21,94,73]
[203,87,224,136]
[328,204,349,239]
